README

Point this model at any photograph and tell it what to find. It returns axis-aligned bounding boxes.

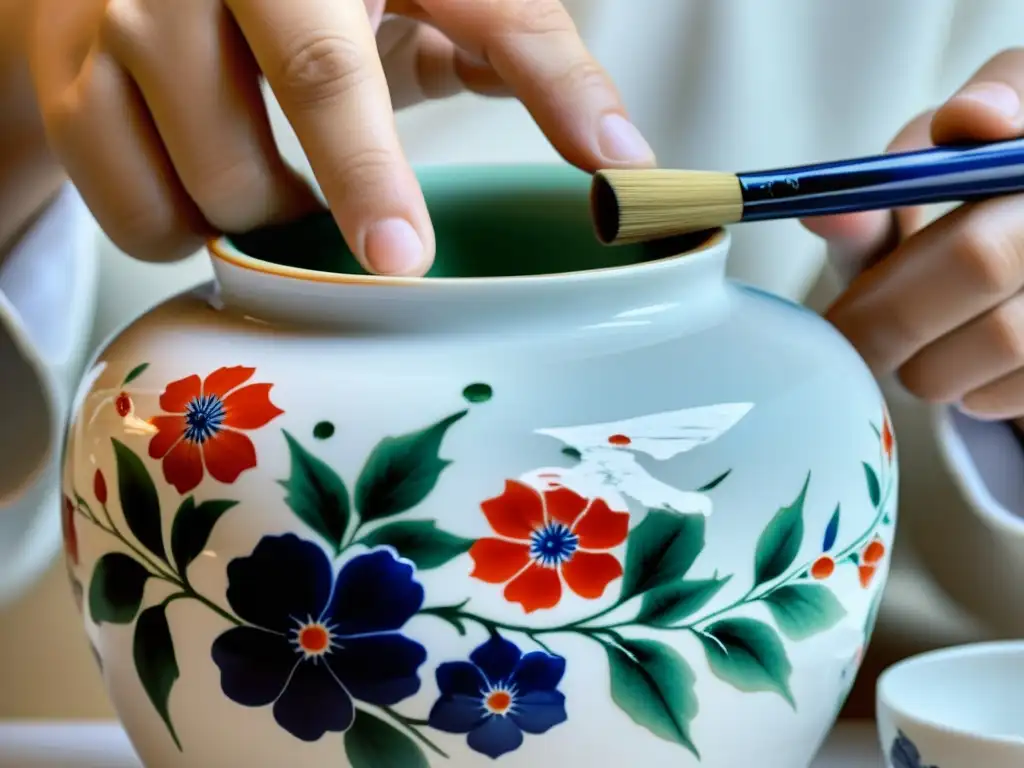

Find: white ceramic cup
[877,641,1024,767]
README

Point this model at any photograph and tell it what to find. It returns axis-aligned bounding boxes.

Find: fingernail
[956,82,1021,118]
[598,113,656,164]
[363,218,424,275]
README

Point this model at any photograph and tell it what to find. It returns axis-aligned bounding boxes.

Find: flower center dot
[184,394,226,443]
[529,523,579,566]
[297,624,330,655]
[485,690,513,715]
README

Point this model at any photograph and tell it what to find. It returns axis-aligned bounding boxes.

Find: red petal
[503,564,562,613]
[148,415,187,460]
[221,383,284,429]
[203,366,255,399]
[573,499,630,549]
[159,375,201,413]
[162,439,204,494]
[202,429,257,485]
[544,487,588,527]
[480,480,543,540]
[469,538,531,583]
[561,551,623,599]
[62,496,79,565]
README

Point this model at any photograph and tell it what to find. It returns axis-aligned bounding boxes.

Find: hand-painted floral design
[428,635,567,759]
[211,535,427,742]
[469,480,629,612]
[882,410,896,463]
[890,730,939,768]
[61,494,78,565]
[148,366,284,494]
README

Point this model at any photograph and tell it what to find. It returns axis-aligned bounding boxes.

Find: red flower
[469,480,629,613]
[881,411,895,462]
[62,494,79,566]
[93,469,107,505]
[148,366,284,494]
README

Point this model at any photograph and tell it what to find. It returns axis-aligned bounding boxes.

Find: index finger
[226,0,432,276]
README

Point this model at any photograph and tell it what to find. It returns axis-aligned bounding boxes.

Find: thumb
[800,110,935,284]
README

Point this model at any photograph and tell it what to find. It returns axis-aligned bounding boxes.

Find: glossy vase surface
[62,164,898,767]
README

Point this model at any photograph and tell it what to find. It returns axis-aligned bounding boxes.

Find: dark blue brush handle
[737,137,1024,221]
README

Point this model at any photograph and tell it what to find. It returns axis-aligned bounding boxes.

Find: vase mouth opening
[208,164,726,288]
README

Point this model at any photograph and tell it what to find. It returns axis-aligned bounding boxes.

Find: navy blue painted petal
[211,627,296,706]
[224,534,332,632]
[511,690,568,734]
[327,633,426,706]
[272,661,355,742]
[466,715,524,759]
[890,731,924,768]
[428,695,487,735]
[509,652,566,695]
[326,550,424,635]
[435,661,487,697]
[469,636,522,685]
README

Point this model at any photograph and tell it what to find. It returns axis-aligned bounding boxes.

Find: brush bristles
[591,169,744,244]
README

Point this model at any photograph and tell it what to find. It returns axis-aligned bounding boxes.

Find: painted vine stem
[68,363,895,765]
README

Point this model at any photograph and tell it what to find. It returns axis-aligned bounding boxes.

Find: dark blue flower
[211,534,426,742]
[428,635,567,759]
[890,730,939,768]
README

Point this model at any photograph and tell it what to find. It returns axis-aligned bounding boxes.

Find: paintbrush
[590,137,1024,244]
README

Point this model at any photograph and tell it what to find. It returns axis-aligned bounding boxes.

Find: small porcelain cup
[877,641,1024,767]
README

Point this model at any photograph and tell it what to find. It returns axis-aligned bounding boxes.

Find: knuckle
[188,156,269,226]
[504,0,576,35]
[984,300,1024,363]
[897,359,949,404]
[550,56,610,95]
[276,32,370,108]
[329,145,397,191]
[951,220,1021,295]
[99,0,149,55]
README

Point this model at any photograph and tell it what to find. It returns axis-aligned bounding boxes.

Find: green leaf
[344,709,429,768]
[133,603,182,750]
[461,382,493,404]
[635,576,731,627]
[753,473,810,586]
[696,469,731,492]
[762,583,847,641]
[562,447,582,461]
[700,617,794,707]
[169,497,238,576]
[88,553,151,624]
[620,510,705,601]
[122,362,149,386]
[863,462,881,507]
[279,430,351,553]
[605,638,700,757]
[112,438,167,562]
[354,410,467,523]
[360,519,474,570]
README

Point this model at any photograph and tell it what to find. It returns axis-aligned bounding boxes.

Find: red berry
[811,556,835,579]
[94,469,108,505]
[115,393,132,417]
[863,539,885,565]
[859,565,876,588]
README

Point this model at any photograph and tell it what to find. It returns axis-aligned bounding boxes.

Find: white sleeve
[933,407,1024,523]
[0,183,98,606]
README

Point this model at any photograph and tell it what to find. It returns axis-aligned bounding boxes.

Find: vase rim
[207,226,728,289]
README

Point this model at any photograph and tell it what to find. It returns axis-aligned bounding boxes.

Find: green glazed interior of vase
[226,164,715,279]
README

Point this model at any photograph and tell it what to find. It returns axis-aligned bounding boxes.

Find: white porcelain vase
[61,164,898,767]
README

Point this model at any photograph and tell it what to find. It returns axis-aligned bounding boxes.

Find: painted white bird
[521,402,754,516]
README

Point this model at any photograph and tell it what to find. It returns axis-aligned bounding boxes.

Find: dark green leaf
[762,583,847,641]
[88,553,150,624]
[635,577,730,627]
[360,519,473,570]
[696,469,731,493]
[122,362,149,386]
[112,438,167,562]
[461,382,493,403]
[863,462,881,507]
[753,472,810,586]
[561,447,582,461]
[700,617,794,707]
[354,410,467,523]
[134,603,182,750]
[279,430,351,553]
[344,709,429,768]
[169,497,238,576]
[606,638,700,757]
[620,510,705,601]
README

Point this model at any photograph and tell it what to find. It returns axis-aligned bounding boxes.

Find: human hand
[26,0,655,273]
[804,49,1024,432]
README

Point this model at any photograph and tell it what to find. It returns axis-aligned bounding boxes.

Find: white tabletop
[0,720,881,767]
